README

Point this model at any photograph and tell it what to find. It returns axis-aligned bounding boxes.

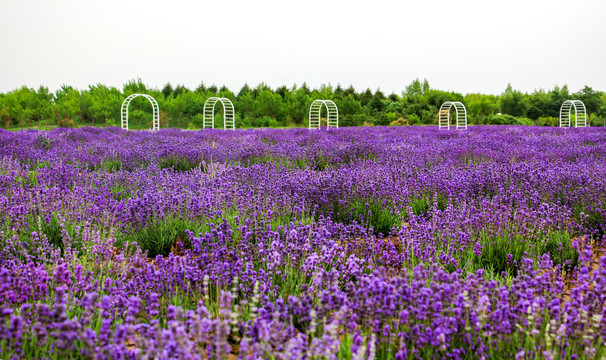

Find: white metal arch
[438,101,467,130]
[309,100,339,130]
[121,94,160,131]
[560,100,587,128]
[203,97,235,130]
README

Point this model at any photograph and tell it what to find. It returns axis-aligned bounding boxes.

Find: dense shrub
[485,114,533,125]
[340,114,366,127]
[56,118,76,128]
[536,116,559,126]
[591,117,605,127]
[407,113,421,125]
[0,107,10,128]
[389,118,409,126]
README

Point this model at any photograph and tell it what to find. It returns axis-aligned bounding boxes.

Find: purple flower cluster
[0,125,605,358]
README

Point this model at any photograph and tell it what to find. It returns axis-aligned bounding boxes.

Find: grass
[322,198,401,236]
[158,156,198,172]
[115,215,204,258]
[35,134,53,150]
[99,158,122,172]
[115,209,306,258]
[408,193,448,217]
[15,170,40,188]
[471,230,578,277]
[9,213,85,261]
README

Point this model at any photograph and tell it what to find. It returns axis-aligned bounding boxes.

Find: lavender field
[1,125,605,359]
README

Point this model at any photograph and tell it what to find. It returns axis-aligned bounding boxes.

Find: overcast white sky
[1,0,605,95]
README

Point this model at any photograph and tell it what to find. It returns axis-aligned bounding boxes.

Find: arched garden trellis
[438,101,467,130]
[121,94,160,131]
[203,97,235,130]
[559,100,587,128]
[309,100,338,129]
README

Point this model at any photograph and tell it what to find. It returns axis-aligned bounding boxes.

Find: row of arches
[120,94,342,131]
[120,94,589,131]
[121,94,235,131]
[438,99,588,130]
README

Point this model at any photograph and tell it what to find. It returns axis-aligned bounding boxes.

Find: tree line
[0,78,604,130]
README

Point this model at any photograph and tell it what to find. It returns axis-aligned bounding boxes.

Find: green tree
[0,106,11,128]
[235,92,255,126]
[369,89,386,112]
[299,82,311,96]
[465,93,498,123]
[359,88,373,106]
[574,86,603,121]
[172,85,190,98]
[79,92,94,126]
[6,86,47,128]
[317,84,334,100]
[195,82,207,93]
[55,85,81,125]
[217,86,235,100]
[422,79,430,94]
[546,85,569,117]
[404,78,425,99]
[255,89,285,122]
[384,98,406,117]
[123,78,148,95]
[500,84,528,117]
[426,89,463,107]
[334,84,344,99]
[182,91,205,120]
[32,86,54,129]
[88,84,122,126]
[238,84,251,98]
[161,83,173,99]
[526,89,549,121]
[599,94,606,124]
[289,85,311,125]
[276,85,288,99]
[339,94,363,115]
[343,85,356,97]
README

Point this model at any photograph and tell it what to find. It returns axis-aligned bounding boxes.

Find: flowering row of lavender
[1,126,605,359]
